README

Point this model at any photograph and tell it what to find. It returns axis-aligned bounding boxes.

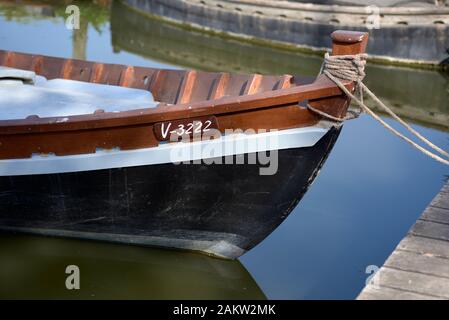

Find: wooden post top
[331,30,369,56]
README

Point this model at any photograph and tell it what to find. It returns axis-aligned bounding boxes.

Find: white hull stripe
[0,126,329,176]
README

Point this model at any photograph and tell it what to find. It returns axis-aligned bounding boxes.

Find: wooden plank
[421,206,449,224]
[397,235,449,259]
[243,74,263,95]
[442,183,449,194]
[131,67,157,91]
[209,73,230,100]
[384,250,449,278]
[30,56,44,74]
[276,75,293,90]
[0,123,159,158]
[37,56,66,80]
[60,59,73,79]
[68,60,93,82]
[154,70,186,104]
[176,70,197,104]
[88,63,124,86]
[411,220,449,242]
[372,267,449,299]
[187,72,218,103]
[257,75,284,93]
[0,50,6,66]
[149,70,165,97]
[90,63,104,83]
[357,285,442,300]
[431,192,449,210]
[223,73,250,97]
[3,51,33,70]
[119,66,135,87]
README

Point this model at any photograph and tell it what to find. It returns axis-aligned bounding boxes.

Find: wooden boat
[0,30,368,259]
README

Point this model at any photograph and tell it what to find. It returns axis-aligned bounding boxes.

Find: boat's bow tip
[331,30,369,56]
[331,30,369,44]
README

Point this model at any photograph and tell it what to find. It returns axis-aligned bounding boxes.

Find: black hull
[0,128,340,259]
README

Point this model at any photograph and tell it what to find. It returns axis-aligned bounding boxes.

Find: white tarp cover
[0,66,36,84]
[0,67,158,120]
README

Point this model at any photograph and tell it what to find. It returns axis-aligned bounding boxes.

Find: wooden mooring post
[358,181,449,300]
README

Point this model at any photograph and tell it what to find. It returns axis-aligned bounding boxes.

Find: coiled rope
[307,52,449,166]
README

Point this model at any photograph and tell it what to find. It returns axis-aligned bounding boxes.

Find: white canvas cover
[0,67,158,120]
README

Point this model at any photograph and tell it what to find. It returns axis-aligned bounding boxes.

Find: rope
[308,52,449,166]
[306,104,361,122]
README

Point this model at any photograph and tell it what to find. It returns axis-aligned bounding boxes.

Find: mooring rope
[307,52,449,166]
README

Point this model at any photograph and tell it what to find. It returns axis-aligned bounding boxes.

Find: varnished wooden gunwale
[0,30,369,159]
[0,68,348,134]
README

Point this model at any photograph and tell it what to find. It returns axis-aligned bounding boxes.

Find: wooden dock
[358,181,449,300]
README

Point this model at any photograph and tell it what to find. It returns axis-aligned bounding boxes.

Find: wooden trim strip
[149,70,165,100]
[0,104,319,159]
[210,73,230,100]
[119,66,135,87]
[243,74,263,95]
[90,63,105,83]
[4,51,13,67]
[30,56,44,74]
[176,70,197,104]
[60,59,73,79]
[277,75,293,90]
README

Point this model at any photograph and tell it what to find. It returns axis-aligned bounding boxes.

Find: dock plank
[397,235,449,259]
[432,192,449,210]
[441,182,449,194]
[358,182,449,300]
[369,267,449,299]
[357,286,441,300]
[421,206,449,225]
[411,220,449,242]
[384,250,449,278]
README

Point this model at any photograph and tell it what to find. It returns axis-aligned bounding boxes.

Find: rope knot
[322,52,368,83]
[307,52,449,166]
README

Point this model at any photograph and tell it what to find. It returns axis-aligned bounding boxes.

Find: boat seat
[0,67,158,120]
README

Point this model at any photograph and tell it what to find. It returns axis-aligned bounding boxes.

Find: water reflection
[111,0,449,132]
[0,0,110,60]
[0,234,265,299]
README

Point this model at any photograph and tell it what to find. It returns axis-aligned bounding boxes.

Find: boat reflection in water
[111,0,449,133]
[0,234,265,299]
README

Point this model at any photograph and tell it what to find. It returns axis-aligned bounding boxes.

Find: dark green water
[0,0,448,299]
